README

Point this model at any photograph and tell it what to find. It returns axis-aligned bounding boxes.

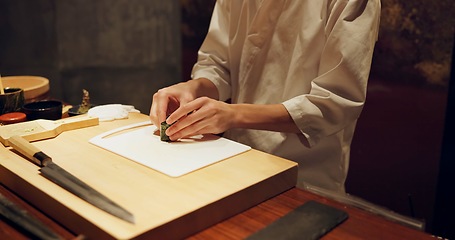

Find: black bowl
[22,100,63,121]
[68,104,95,116]
[0,87,25,115]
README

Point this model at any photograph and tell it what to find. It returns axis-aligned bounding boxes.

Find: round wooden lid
[0,112,27,125]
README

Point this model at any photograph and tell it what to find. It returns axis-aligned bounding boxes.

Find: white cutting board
[89,121,251,177]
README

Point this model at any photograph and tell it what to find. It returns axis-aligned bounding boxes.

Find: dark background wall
[1,0,454,238]
[0,0,181,113]
[347,1,454,236]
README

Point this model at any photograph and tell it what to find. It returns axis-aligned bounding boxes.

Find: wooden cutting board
[89,121,251,177]
[0,113,298,239]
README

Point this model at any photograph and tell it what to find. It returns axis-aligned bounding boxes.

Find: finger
[168,117,208,141]
[166,98,201,124]
[149,104,158,126]
[153,90,171,124]
[167,105,206,136]
[183,123,213,138]
[149,95,161,126]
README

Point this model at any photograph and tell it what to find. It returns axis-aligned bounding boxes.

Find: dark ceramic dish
[68,104,95,116]
[22,100,63,121]
[0,87,25,115]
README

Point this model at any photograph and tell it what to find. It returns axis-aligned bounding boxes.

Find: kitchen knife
[7,135,135,224]
[0,192,63,240]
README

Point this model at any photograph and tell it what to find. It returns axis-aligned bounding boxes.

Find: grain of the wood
[7,135,135,224]
[0,193,62,240]
[0,115,99,146]
[0,184,77,240]
[0,113,298,239]
[189,188,435,240]
[0,182,435,240]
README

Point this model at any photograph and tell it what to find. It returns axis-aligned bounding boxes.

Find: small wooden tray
[0,115,99,146]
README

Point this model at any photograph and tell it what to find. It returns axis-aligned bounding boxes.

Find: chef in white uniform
[150,0,381,193]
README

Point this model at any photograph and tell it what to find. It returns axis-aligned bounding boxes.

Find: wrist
[230,104,300,133]
[190,78,219,99]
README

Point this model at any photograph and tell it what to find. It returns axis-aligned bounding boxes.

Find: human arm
[165,99,300,141]
[154,0,381,143]
[149,1,230,128]
[185,0,381,146]
[149,78,218,127]
[281,0,381,146]
[161,1,300,140]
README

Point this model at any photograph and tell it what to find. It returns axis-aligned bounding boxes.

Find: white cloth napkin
[88,104,140,121]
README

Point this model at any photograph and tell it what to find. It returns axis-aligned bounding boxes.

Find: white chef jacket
[192,0,381,193]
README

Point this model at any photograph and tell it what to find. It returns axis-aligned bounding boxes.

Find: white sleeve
[191,1,232,102]
[283,0,381,146]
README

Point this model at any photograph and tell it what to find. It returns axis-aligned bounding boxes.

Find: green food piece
[160,121,172,142]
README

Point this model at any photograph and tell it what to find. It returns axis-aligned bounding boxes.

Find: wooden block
[0,115,99,146]
[0,113,297,239]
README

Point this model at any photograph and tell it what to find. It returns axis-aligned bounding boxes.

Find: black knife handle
[8,135,52,167]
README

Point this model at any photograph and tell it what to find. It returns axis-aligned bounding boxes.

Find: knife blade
[0,192,63,240]
[7,135,135,224]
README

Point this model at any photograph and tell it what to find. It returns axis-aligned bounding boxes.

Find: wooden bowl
[2,76,50,102]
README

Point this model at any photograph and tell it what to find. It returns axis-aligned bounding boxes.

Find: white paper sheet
[89,121,251,177]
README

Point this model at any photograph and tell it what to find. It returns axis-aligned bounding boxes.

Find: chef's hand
[164,97,235,141]
[149,78,220,128]
[149,81,198,127]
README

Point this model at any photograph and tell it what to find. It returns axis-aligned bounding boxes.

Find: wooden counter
[0,113,435,239]
[0,184,435,239]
